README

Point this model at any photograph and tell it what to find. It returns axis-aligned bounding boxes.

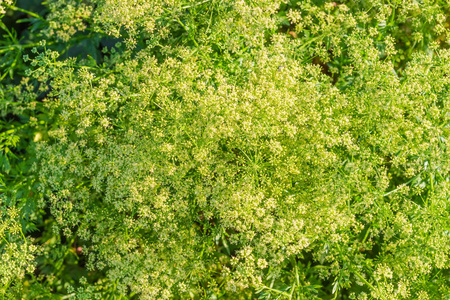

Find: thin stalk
[181,0,213,9]
[0,33,96,54]
[351,269,387,300]
[259,286,291,298]
[362,225,371,243]
[6,5,46,22]
[1,235,10,246]
[20,228,27,245]
[0,41,53,54]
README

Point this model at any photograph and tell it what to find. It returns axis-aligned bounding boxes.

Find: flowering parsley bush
[1,0,450,299]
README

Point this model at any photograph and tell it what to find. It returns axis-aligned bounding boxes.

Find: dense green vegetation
[1,0,450,299]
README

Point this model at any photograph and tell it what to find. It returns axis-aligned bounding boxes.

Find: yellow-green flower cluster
[0,204,36,294]
[2,0,450,298]
[0,0,12,15]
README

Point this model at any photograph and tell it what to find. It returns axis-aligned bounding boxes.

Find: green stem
[297,34,326,52]
[181,0,213,9]
[1,279,12,297]
[20,228,27,245]
[352,269,387,300]
[6,5,46,22]
[1,235,10,246]
[0,21,16,41]
[362,225,371,243]
[259,286,291,298]
[290,283,296,298]
[0,33,97,54]
[0,41,51,55]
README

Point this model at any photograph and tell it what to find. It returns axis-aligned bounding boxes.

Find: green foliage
[1,0,450,299]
